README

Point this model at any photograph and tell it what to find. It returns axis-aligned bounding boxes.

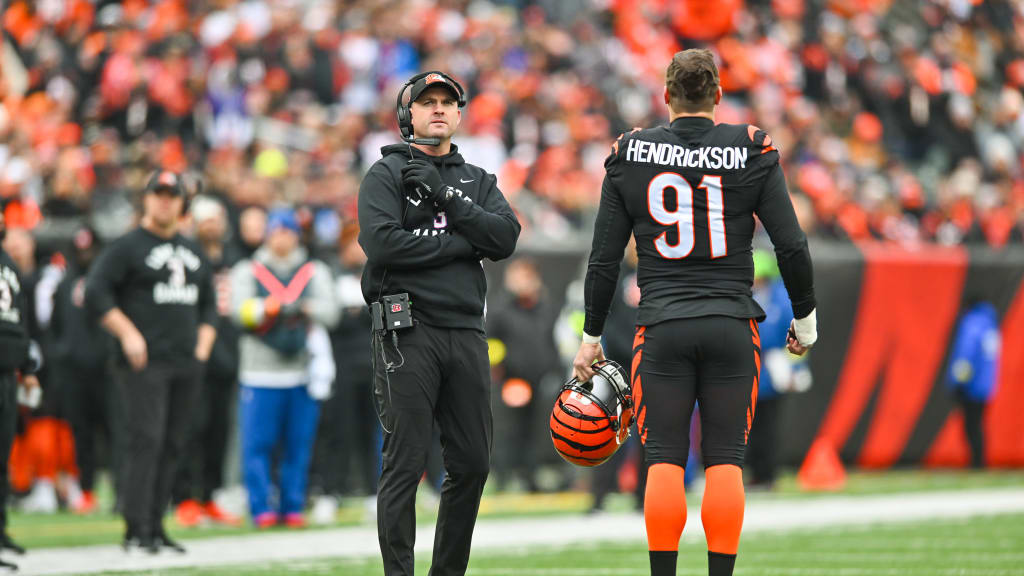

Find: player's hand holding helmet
[550,359,633,467]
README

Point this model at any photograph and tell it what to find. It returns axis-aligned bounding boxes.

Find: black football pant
[173,373,235,504]
[373,323,492,576]
[0,373,17,535]
[633,316,759,469]
[117,360,202,538]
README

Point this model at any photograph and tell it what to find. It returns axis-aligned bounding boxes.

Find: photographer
[358,71,520,575]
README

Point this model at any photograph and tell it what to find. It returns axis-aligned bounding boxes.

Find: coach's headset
[395,71,468,143]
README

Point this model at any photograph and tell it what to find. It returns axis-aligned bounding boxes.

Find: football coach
[358,71,520,575]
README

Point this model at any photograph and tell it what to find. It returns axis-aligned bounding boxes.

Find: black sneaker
[154,530,186,554]
[122,530,159,555]
[0,534,24,555]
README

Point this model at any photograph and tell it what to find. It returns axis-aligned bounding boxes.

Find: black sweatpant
[957,389,987,469]
[590,437,646,511]
[0,373,17,535]
[117,360,202,537]
[62,364,117,493]
[173,373,236,503]
[373,323,491,576]
[312,369,378,497]
[745,395,779,486]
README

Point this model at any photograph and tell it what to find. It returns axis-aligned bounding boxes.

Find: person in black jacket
[85,170,217,554]
[311,225,377,524]
[486,257,559,493]
[358,71,520,576]
[51,225,116,515]
[0,212,41,570]
[172,195,242,527]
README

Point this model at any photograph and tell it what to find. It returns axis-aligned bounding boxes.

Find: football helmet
[550,359,633,467]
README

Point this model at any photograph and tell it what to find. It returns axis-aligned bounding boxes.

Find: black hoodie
[358,143,521,331]
[0,249,34,374]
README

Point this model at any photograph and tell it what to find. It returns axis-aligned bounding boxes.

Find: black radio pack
[372,293,414,332]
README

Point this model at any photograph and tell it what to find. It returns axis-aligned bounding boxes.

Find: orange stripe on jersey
[637,403,647,437]
[762,146,776,154]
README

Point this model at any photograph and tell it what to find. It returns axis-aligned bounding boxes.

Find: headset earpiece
[396,72,428,141]
[397,104,413,139]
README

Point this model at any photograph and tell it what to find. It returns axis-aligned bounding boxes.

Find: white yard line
[14,488,1024,575]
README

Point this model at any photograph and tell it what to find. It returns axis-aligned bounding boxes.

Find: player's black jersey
[584,117,815,336]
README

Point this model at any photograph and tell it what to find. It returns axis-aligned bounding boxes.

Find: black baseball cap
[408,72,464,106]
[145,169,184,196]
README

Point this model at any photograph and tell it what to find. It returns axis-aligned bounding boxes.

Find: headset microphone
[405,136,441,147]
[396,71,466,152]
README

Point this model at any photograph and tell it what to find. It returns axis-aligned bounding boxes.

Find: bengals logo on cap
[157,171,178,187]
[424,73,446,85]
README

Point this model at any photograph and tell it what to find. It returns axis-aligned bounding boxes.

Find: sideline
[15,488,1024,575]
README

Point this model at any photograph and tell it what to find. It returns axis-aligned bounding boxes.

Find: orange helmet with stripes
[550,360,633,467]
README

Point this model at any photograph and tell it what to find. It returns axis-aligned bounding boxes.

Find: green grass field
[9,469,1024,550]
[92,512,1024,575]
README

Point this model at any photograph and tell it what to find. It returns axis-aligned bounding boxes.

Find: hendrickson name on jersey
[624,138,748,171]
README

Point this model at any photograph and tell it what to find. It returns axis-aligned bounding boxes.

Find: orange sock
[644,463,687,551]
[701,464,745,555]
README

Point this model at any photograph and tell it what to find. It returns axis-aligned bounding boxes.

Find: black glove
[401,159,451,206]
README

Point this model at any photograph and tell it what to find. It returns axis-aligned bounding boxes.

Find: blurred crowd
[2,0,1020,546]
[2,0,1024,252]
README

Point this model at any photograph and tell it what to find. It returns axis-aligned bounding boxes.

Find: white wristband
[792,308,817,347]
[582,332,602,345]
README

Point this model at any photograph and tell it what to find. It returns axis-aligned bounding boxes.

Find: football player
[573,49,817,576]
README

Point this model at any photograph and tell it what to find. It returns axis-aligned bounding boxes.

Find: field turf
[94,511,1024,575]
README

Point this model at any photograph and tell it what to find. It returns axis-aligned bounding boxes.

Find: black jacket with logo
[85,227,217,365]
[358,143,520,331]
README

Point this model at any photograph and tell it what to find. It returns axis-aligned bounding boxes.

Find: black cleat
[0,534,24,556]
[0,556,17,571]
